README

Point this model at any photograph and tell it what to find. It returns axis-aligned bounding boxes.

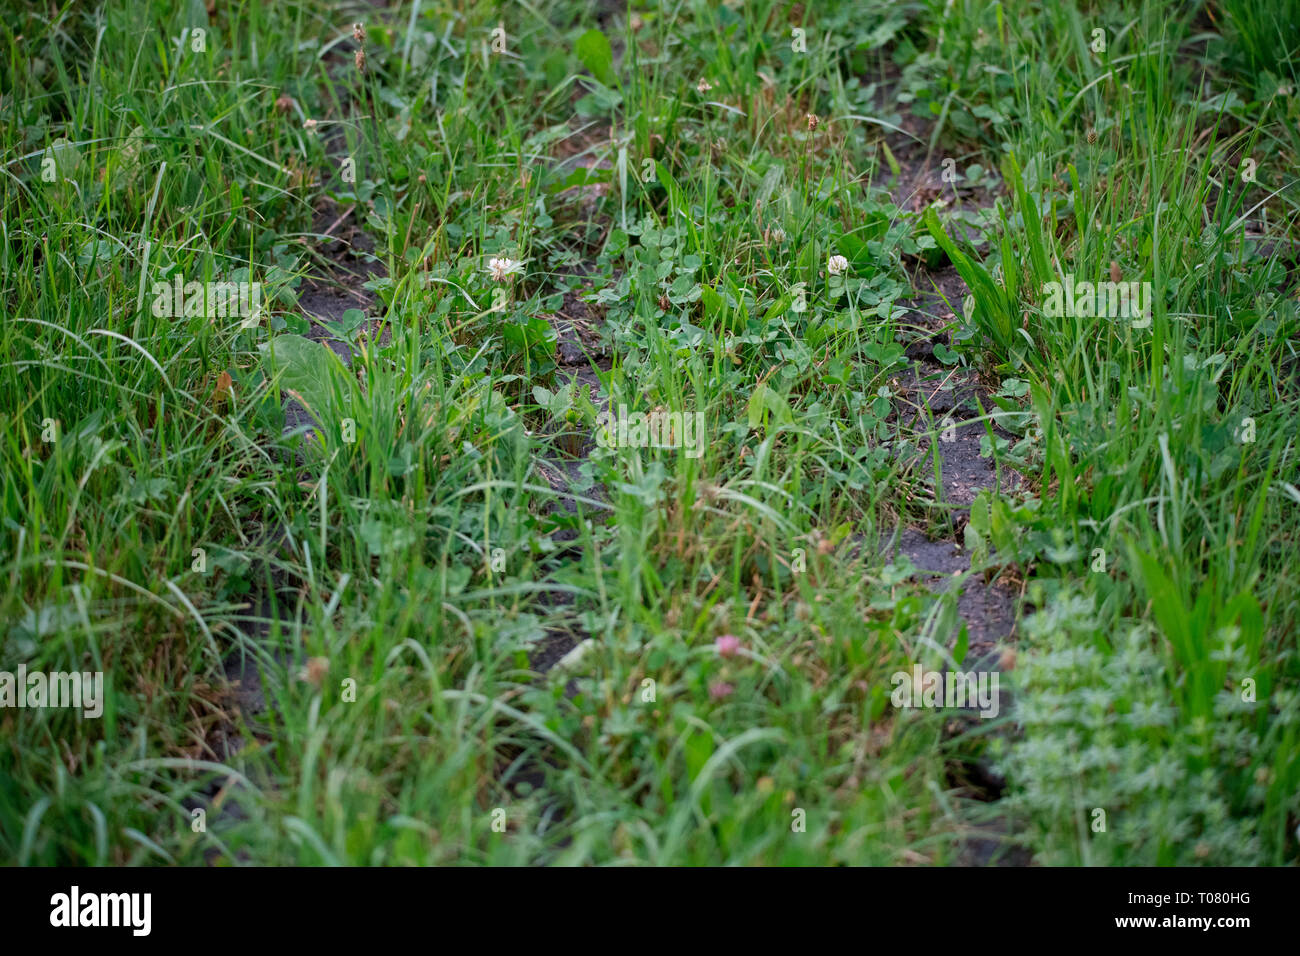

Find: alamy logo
[150,276,263,325]
[595,404,706,459]
[891,664,1000,718]
[1042,274,1152,327]
[50,886,151,936]
[0,666,103,718]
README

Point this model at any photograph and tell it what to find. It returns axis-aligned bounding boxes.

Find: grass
[0,0,1296,866]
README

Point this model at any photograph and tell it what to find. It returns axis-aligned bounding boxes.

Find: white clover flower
[488,256,523,282]
[770,227,786,243]
[696,78,713,94]
[827,254,849,276]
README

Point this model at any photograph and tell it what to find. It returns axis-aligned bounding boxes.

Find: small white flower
[488,256,522,282]
[827,254,849,276]
[696,78,713,94]
[770,227,786,243]
[303,118,318,130]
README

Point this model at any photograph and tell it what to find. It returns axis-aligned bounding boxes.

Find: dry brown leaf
[214,370,233,405]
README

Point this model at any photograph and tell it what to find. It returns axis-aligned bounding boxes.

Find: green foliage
[1,0,1296,867]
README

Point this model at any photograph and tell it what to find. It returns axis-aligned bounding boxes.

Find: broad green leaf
[259,333,349,425]
[46,137,81,179]
[574,29,615,86]
[747,384,769,429]
[953,620,969,668]
[699,283,725,320]
[502,315,556,355]
[755,162,783,208]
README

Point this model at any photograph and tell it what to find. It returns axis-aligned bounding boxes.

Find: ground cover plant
[0,0,1297,867]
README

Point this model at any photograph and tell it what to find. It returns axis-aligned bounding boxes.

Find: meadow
[1,0,1297,866]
